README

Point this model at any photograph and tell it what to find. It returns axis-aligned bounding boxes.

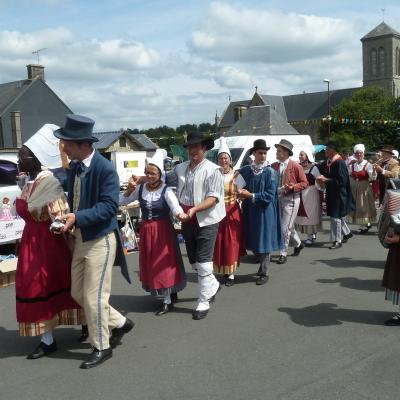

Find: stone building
[217,21,400,142]
[92,129,158,159]
[361,22,400,97]
[0,65,71,149]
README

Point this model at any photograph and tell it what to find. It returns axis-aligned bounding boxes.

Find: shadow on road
[110,294,195,315]
[313,257,385,269]
[0,327,90,360]
[278,302,392,327]
[316,277,384,292]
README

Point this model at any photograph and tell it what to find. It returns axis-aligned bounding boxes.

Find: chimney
[26,64,45,81]
[11,111,22,148]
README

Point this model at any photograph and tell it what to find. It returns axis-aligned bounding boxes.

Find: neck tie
[76,161,86,176]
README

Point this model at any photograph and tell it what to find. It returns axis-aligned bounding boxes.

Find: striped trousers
[280,194,301,256]
[70,229,124,350]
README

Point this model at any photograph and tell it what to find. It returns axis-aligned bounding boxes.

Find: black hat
[182,132,214,150]
[250,139,270,153]
[325,141,339,152]
[54,114,98,143]
[275,139,294,156]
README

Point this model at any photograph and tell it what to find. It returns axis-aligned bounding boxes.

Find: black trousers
[181,222,219,265]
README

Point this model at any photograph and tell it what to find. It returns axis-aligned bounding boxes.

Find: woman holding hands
[120,151,187,315]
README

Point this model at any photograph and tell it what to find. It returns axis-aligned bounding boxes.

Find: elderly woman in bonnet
[120,149,187,315]
[347,144,376,234]
[212,138,246,287]
[15,125,83,360]
[294,149,322,246]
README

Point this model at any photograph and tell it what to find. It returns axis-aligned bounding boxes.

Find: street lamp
[323,79,331,137]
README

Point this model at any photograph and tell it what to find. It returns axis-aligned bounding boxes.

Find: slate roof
[218,99,251,128]
[93,130,158,151]
[129,133,158,151]
[361,22,400,41]
[259,95,288,120]
[92,131,123,150]
[0,80,32,116]
[225,105,299,137]
[283,87,360,121]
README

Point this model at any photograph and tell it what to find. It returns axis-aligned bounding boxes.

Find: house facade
[0,65,72,150]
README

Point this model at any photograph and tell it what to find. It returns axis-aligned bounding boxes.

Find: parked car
[0,153,20,216]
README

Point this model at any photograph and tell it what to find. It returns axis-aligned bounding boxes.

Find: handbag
[120,209,138,254]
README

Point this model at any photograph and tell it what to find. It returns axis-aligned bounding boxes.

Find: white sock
[116,316,127,328]
[164,294,172,305]
[228,274,234,280]
[41,331,54,345]
[196,301,210,311]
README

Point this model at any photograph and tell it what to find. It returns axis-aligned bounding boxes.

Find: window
[371,48,377,77]
[119,137,126,147]
[378,47,385,76]
[397,47,400,76]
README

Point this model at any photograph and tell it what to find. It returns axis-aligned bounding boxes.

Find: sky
[1,0,400,131]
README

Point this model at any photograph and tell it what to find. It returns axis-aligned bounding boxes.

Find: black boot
[77,324,89,343]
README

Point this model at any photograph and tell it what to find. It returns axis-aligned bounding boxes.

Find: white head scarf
[217,137,231,159]
[24,124,62,168]
[146,149,167,181]
[298,149,314,163]
[353,144,365,153]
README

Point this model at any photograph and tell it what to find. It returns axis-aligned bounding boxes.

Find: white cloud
[0,27,160,83]
[190,2,355,64]
[214,66,252,88]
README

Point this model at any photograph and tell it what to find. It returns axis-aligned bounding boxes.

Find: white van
[207,135,314,168]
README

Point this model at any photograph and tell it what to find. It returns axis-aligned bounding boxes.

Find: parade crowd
[11,114,400,369]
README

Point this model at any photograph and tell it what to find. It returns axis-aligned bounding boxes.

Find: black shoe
[27,341,57,359]
[384,313,400,326]
[192,309,209,320]
[209,283,222,303]
[225,278,234,287]
[292,243,305,256]
[170,292,178,303]
[342,233,353,243]
[77,325,89,343]
[155,303,173,316]
[256,275,269,285]
[276,255,287,264]
[79,348,112,369]
[329,241,342,249]
[109,318,134,348]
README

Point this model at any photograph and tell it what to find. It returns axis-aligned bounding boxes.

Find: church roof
[225,105,299,137]
[361,22,400,41]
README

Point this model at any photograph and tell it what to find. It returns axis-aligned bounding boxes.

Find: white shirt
[119,184,183,216]
[81,150,95,168]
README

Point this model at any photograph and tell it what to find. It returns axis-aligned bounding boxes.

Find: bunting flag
[289,117,400,126]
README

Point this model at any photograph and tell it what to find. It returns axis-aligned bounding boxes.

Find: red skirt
[15,199,80,323]
[139,218,186,294]
[213,203,246,274]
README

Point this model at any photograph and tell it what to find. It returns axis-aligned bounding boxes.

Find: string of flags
[289,117,400,126]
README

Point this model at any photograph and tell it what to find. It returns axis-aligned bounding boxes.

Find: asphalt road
[0,219,398,400]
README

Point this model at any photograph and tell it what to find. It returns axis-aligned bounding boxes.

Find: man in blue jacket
[54,114,133,369]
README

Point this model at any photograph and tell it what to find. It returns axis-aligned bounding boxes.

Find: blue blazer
[66,150,131,283]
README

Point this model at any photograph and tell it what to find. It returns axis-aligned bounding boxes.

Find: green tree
[319,86,400,152]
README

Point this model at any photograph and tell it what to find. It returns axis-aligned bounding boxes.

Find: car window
[0,160,18,185]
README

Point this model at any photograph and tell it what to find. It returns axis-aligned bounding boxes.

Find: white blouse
[348,160,374,178]
[119,184,183,216]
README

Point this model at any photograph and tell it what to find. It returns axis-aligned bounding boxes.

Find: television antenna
[32,48,47,64]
